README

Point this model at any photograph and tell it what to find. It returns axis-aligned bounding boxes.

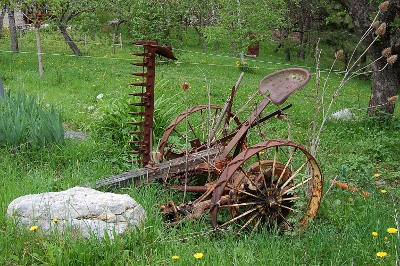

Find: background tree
[0,6,6,38]
[51,1,100,56]
[128,0,182,45]
[203,0,286,56]
[7,6,19,52]
[337,0,399,116]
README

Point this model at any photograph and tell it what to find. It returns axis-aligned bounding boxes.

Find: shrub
[92,94,178,149]
[0,89,64,149]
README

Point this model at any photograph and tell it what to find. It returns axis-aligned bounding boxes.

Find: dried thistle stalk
[381,47,392,57]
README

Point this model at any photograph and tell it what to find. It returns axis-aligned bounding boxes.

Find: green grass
[0,29,399,265]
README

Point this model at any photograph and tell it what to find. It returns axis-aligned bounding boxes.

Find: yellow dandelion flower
[372,232,378,237]
[172,255,180,260]
[194,253,203,259]
[380,189,387,194]
[374,173,380,177]
[29,225,39,232]
[376,251,387,258]
[53,218,59,224]
[349,197,354,203]
[387,228,398,234]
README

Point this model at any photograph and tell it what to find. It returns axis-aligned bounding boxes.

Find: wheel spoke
[281,177,312,195]
[187,120,198,141]
[256,153,268,191]
[220,207,258,228]
[270,146,278,188]
[225,184,264,201]
[236,212,259,235]
[277,204,296,212]
[280,196,300,202]
[219,202,259,208]
[279,212,294,230]
[238,166,265,197]
[275,148,297,186]
[251,216,263,235]
[280,159,308,190]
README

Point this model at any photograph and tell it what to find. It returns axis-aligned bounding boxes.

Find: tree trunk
[368,45,399,116]
[0,8,5,38]
[57,23,82,56]
[8,9,18,52]
[35,25,44,77]
[284,48,291,61]
[338,0,399,116]
[297,0,312,59]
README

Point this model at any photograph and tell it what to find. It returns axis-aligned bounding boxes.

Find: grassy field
[0,29,399,265]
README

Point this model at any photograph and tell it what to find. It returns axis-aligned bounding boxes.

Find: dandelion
[172,255,180,260]
[96,93,104,100]
[349,197,354,203]
[53,218,59,224]
[194,253,203,259]
[379,1,389,11]
[372,231,378,237]
[374,173,380,178]
[376,22,387,36]
[387,54,398,65]
[387,228,398,234]
[381,47,391,57]
[380,189,387,194]
[376,251,387,258]
[29,225,39,232]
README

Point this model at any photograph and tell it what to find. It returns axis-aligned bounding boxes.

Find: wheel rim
[158,105,242,160]
[210,140,323,234]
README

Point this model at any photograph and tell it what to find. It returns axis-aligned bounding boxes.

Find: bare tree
[338,0,399,116]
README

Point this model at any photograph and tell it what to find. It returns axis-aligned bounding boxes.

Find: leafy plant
[92,93,178,149]
[0,89,64,149]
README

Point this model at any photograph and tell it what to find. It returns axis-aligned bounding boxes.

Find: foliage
[0,89,64,149]
[203,0,286,53]
[91,92,178,149]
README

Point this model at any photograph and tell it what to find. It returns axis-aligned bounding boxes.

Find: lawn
[0,29,399,265]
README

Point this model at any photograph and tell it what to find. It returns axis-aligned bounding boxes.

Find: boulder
[330,108,357,120]
[7,187,146,239]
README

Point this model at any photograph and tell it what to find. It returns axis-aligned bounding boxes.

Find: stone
[7,187,146,239]
[330,108,357,120]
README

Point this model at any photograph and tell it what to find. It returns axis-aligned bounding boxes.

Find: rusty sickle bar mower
[89,41,323,235]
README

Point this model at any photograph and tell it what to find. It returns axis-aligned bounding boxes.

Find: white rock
[7,187,146,239]
[330,108,356,120]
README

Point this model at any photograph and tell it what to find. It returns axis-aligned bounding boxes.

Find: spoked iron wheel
[210,140,323,235]
[158,105,242,160]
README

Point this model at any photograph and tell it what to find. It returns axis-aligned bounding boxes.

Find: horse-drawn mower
[89,41,323,235]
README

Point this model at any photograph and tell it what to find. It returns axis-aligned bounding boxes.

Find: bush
[92,94,178,149]
[0,89,64,149]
